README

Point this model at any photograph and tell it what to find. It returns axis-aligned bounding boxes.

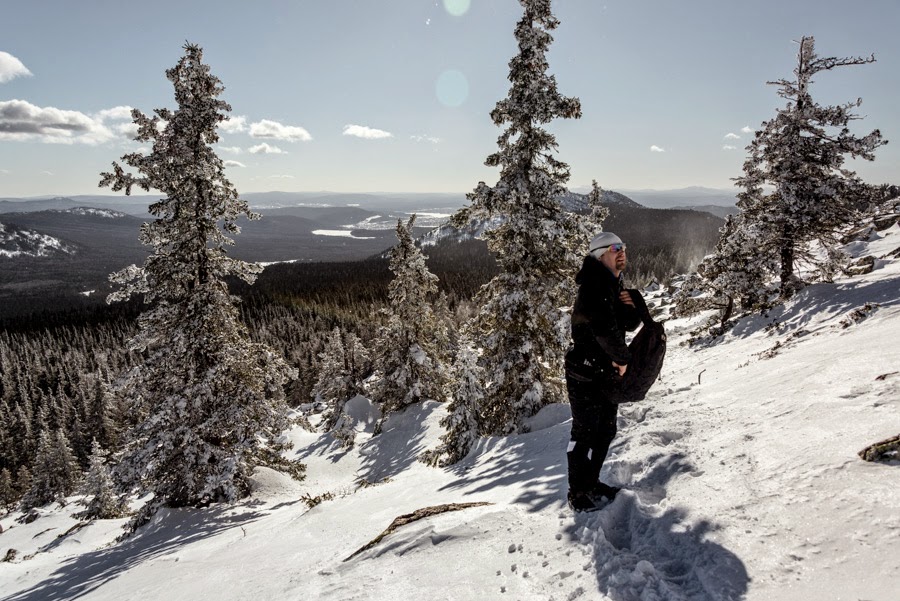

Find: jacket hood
[575,254,622,289]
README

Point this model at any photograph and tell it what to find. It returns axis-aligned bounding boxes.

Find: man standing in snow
[564,232,642,512]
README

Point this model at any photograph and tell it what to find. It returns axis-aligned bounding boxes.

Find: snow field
[1,222,899,601]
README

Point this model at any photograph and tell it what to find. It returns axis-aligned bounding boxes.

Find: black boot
[567,490,603,513]
[588,481,621,503]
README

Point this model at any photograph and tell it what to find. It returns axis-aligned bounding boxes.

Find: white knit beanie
[589,231,623,256]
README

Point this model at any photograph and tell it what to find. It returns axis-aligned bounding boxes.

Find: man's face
[599,244,627,274]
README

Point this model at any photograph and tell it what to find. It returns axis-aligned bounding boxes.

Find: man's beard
[616,257,627,271]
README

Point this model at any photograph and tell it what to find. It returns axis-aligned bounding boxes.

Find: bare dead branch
[344,502,493,562]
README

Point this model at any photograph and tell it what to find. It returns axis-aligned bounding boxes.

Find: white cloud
[0,99,114,144]
[249,119,312,142]
[650,145,665,153]
[224,160,246,168]
[741,125,753,134]
[94,106,134,121]
[92,106,142,140]
[249,142,286,154]
[723,145,738,151]
[0,52,32,84]
[220,115,247,134]
[40,170,54,176]
[0,169,10,175]
[269,174,295,179]
[112,122,139,139]
[724,132,741,140]
[343,124,393,139]
[410,134,441,144]
[218,146,243,154]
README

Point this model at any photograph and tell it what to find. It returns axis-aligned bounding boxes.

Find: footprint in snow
[572,495,748,601]
[646,430,685,446]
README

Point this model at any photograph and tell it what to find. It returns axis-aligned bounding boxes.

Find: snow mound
[342,394,380,434]
[523,402,571,432]
[249,466,306,500]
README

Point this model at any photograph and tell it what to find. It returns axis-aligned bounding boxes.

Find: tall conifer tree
[371,216,448,427]
[737,36,885,297]
[452,0,596,434]
[99,43,302,523]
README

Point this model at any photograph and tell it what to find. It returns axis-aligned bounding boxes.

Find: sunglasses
[596,243,626,253]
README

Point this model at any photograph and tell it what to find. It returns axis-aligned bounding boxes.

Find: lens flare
[442,0,471,17]
[435,69,469,108]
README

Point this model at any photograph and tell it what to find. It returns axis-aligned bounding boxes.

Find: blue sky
[1,0,898,197]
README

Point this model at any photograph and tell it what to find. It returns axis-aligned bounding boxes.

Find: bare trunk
[779,225,796,298]
[719,296,734,327]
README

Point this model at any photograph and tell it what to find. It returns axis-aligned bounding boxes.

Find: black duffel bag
[612,291,666,403]
[565,290,667,404]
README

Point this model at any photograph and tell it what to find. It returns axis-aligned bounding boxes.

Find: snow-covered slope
[56,207,129,219]
[0,221,75,258]
[2,224,899,601]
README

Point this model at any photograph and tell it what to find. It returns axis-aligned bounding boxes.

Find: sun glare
[442,0,471,17]
[435,69,469,107]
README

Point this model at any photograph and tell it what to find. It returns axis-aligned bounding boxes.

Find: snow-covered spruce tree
[21,429,80,510]
[737,36,886,297]
[98,43,302,523]
[450,0,596,435]
[344,331,372,391]
[1,399,33,471]
[673,214,776,329]
[313,327,370,448]
[74,440,128,520]
[587,180,610,229]
[84,376,120,452]
[371,216,448,429]
[420,333,485,467]
[14,466,32,503]
[312,327,350,416]
[0,468,16,513]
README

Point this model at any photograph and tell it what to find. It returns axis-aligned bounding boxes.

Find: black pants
[566,373,618,494]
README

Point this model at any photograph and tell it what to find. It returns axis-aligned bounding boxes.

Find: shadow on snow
[1,506,266,601]
[438,422,570,513]
[437,407,748,601]
[356,401,436,483]
[732,275,900,340]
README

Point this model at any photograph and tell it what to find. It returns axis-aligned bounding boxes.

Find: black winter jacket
[568,255,642,381]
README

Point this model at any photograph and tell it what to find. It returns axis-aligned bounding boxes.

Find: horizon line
[2,185,739,201]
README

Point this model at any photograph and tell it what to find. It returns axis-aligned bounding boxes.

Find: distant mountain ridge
[0,189,725,319]
[612,186,738,209]
[671,205,736,219]
[420,189,712,247]
[0,192,470,217]
[0,188,736,215]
